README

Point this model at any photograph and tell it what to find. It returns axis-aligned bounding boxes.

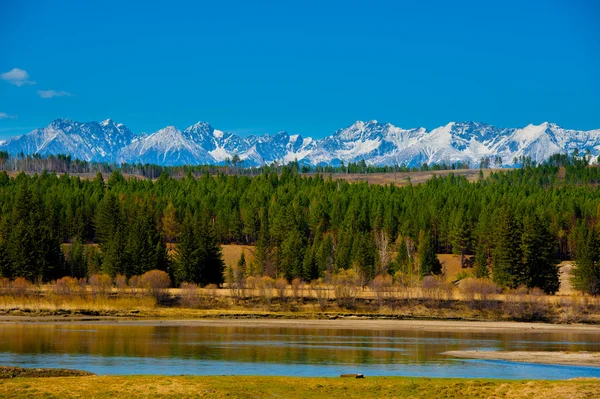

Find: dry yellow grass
[221,244,255,269]
[0,295,156,314]
[0,375,598,399]
[306,168,499,187]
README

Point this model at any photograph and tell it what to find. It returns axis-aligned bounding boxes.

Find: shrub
[504,286,550,321]
[421,275,454,304]
[89,274,113,297]
[291,278,304,302]
[460,277,500,309]
[332,269,360,309]
[51,276,81,297]
[559,294,586,323]
[140,270,171,303]
[246,276,256,290]
[11,277,32,297]
[370,274,393,307]
[180,282,201,308]
[114,274,128,294]
[275,277,288,302]
[225,263,247,301]
[0,278,10,295]
[310,278,330,310]
[204,283,218,300]
[256,276,275,304]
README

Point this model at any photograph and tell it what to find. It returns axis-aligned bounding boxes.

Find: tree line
[0,152,599,294]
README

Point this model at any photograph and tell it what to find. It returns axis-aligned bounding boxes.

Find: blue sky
[1,0,599,139]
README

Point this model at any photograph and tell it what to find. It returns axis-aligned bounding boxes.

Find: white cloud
[1,68,35,86]
[0,113,17,120]
[37,90,74,99]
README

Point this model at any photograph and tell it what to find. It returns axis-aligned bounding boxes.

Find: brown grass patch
[0,375,598,399]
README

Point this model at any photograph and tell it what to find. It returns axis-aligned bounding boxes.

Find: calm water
[0,322,599,379]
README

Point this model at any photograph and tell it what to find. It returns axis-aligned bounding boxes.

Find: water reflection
[0,323,598,379]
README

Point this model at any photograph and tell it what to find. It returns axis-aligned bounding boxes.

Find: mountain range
[1,118,599,167]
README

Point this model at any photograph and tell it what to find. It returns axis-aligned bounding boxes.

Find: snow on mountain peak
[2,118,600,168]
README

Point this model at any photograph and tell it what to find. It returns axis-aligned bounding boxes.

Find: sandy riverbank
[444,350,600,368]
[1,316,600,335]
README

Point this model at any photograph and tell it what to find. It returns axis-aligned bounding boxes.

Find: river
[0,321,598,379]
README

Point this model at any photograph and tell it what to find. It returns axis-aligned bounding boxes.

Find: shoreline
[1,316,600,334]
[444,350,600,368]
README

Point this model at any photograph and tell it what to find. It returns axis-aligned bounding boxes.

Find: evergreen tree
[393,236,411,275]
[237,251,247,276]
[572,224,600,295]
[161,202,180,243]
[521,214,559,293]
[0,240,12,278]
[68,238,87,278]
[418,230,442,277]
[474,239,489,278]
[280,229,304,280]
[174,212,200,285]
[196,213,225,286]
[492,204,522,289]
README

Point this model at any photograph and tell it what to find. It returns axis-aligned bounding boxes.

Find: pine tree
[237,251,247,276]
[492,204,522,289]
[174,212,200,285]
[162,202,179,243]
[521,214,559,293]
[572,224,600,295]
[0,240,12,278]
[196,213,225,286]
[393,236,411,275]
[418,230,441,277]
[450,209,471,267]
[69,238,87,278]
[474,239,489,278]
[302,243,319,282]
[280,229,304,280]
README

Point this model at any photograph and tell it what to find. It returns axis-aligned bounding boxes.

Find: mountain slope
[2,118,599,167]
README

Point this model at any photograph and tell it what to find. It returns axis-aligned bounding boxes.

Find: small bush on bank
[51,276,82,297]
[310,279,330,310]
[291,278,304,302]
[89,274,112,297]
[370,274,393,307]
[179,282,201,308]
[420,276,454,304]
[504,286,550,321]
[0,278,10,296]
[257,276,275,304]
[140,270,171,304]
[114,275,127,293]
[460,278,500,310]
[275,277,287,302]
[11,277,33,297]
[204,283,218,300]
[333,269,361,309]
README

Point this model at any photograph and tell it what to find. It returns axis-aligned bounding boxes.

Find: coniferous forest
[0,152,599,295]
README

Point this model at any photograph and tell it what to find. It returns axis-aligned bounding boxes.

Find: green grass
[0,376,598,398]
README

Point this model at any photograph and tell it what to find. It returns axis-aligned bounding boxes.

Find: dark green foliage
[492,204,522,289]
[174,211,225,286]
[418,230,442,277]
[68,239,87,278]
[520,214,559,294]
[572,224,600,295]
[0,151,599,293]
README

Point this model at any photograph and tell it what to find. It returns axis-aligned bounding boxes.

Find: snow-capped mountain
[0,118,135,161]
[1,118,599,167]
